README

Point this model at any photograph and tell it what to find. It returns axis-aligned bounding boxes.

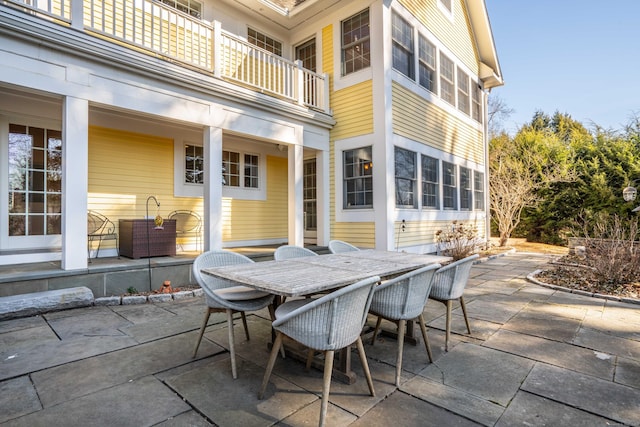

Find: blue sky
[485,0,640,134]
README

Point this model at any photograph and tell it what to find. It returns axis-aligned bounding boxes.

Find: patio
[1,252,639,426]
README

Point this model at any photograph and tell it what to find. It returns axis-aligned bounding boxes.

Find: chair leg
[306,348,315,370]
[240,311,250,341]
[417,314,433,363]
[355,337,375,396]
[319,350,335,427]
[227,309,238,379]
[445,300,453,352]
[192,307,212,358]
[395,320,406,387]
[460,296,472,334]
[259,332,283,399]
[371,316,383,345]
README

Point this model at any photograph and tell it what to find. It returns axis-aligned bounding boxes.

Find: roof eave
[465,0,504,89]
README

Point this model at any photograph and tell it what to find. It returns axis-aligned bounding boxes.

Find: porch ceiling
[220,0,342,30]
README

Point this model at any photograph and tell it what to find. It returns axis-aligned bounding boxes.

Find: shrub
[435,221,479,261]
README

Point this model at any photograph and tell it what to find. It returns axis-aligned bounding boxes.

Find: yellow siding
[322,24,333,87]
[391,82,484,164]
[398,0,478,73]
[395,219,485,250]
[330,80,374,141]
[221,155,288,241]
[332,222,376,248]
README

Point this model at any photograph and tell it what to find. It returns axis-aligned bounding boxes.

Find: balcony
[3,0,330,113]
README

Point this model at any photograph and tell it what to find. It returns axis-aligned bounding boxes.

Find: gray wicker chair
[259,275,379,427]
[274,245,319,260]
[430,254,479,351]
[328,239,359,253]
[369,264,441,386]
[192,250,275,379]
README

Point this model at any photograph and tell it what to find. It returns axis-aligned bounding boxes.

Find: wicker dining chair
[192,250,275,379]
[274,245,319,260]
[430,254,479,351]
[368,263,441,386]
[327,239,359,254]
[259,275,380,427]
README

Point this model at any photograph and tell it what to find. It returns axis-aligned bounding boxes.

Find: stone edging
[94,288,204,306]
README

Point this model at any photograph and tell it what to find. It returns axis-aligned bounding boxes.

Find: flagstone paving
[0,252,638,426]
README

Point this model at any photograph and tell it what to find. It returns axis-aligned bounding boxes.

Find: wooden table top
[201,250,451,297]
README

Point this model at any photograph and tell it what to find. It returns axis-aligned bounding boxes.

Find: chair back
[192,250,254,303]
[273,276,379,351]
[169,210,202,233]
[87,210,116,236]
[274,245,319,260]
[370,264,440,320]
[328,240,359,254]
[430,254,479,300]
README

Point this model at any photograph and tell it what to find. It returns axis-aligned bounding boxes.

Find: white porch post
[316,150,330,246]
[203,126,223,250]
[70,0,84,30]
[288,144,304,246]
[61,96,88,270]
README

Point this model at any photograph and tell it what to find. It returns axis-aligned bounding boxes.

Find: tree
[489,127,575,246]
[487,94,514,138]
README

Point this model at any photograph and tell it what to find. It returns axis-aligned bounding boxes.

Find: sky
[485,0,640,134]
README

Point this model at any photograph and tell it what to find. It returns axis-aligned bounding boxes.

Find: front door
[303,159,317,243]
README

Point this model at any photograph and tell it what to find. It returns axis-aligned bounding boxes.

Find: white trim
[333,6,374,92]
[334,135,376,223]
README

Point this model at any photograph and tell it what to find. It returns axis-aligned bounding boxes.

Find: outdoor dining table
[201,249,451,383]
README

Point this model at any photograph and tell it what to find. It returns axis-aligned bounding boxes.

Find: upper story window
[223,150,260,189]
[392,12,414,79]
[418,36,437,94]
[440,53,455,105]
[442,161,457,210]
[421,155,439,209]
[459,166,472,210]
[185,144,203,184]
[342,9,371,76]
[472,83,483,123]
[159,0,201,18]
[474,171,485,210]
[343,146,373,208]
[395,147,417,208]
[248,28,282,56]
[457,68,470,115]
[296,38,317,72]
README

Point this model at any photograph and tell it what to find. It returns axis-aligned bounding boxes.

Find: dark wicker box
[119,219,176,259]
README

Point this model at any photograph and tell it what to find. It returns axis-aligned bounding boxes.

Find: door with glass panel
[303,159,317,243]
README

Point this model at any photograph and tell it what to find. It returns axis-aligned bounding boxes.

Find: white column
[203,126,223,250]
[316,150,330,246]
[70,0,84,30]
[61,96,88,270]
[288,144,304,246]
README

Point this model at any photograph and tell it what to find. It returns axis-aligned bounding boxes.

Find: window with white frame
[343,146,373,208]
[474,170,485,210]
[418,35,437,94]
[392,12,414,79]
[244,154,259,188]
[472,82,483,123]
[248,28,282,56]
[460,166,472,210]
[159,0,201,18]
[440,53,455,105]
[341,9,371,76]
[395,147,417,208]
[184,144,203,184]
[421,155,439,209]
[457,68,470,115]
[442,161,457,210]
[223,150,259,189]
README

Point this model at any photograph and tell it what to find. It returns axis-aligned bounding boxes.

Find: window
[295,38,316,72]
[472,82,483,123]
[342,9,370,75]
[442,161,457,210]
[421,155,439,209]
[248,28,282,56]
[244,154,259,188]
[222,150,240,187]
[460,166,472,210]
[418,36,437,93]
[395,147,417,208]
[457,68,470,115]
[222,150,260,189]
[439,0,452,13]
[343,146,373,208]
[440,53,455,105]
[185,144,203,184]
[474,171,485,210]
[159,0,201,18]
[392,12,414,79]
[8,124,62,236]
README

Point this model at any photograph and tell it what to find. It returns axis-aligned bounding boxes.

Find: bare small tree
[487,94,515,138]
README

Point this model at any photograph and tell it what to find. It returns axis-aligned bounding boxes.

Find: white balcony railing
[4,0,329,112]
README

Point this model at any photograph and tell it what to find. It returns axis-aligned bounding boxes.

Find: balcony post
[71,0,84,30]
[322,73,330,114]
[295,60,304,107]
[213,20,222,79]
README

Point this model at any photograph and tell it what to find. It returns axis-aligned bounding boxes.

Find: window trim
[442,161,457,210]
[457,68,470,116]
[421,154,439,209]
[343,145,373,209]
[394,146,417,208]
[391,12,414,80]
[439,52,455,106]
[474,170,485,210]
[418,35,437,94]
[341,8,371,77]
[459,166,472,211]
[247,27,283,56]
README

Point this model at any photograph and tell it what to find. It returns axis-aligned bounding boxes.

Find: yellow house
[0,0,502,289]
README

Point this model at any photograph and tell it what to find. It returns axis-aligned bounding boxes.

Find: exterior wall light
[623,180,639,202]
